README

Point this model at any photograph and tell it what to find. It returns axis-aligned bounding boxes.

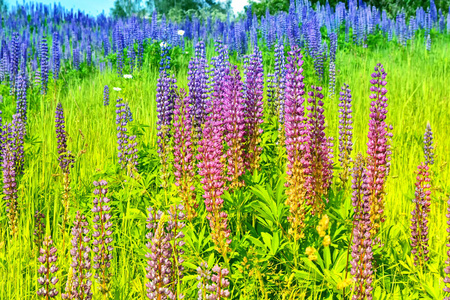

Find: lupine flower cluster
[115,98,138,173]
[304,85,334,216]
[338,84,353,185]
[284,47,308,240]
[16,72,28,126]
[37,236,59,298]
[173,89,197,220]
[365,63,390,235]
[145,206,186,299]
[423,122,434,166]
[52,31,60,80]
[91,180,113,295]
[55,103,74,174]
[103,85,109,106]
[62,211,92,300]
[40,37,49,94]
[34,210,46,248]
[350,154,374,300]
[243,48,264,172]
[410,163,431,267]
[444,196,450,298]
[222,65,246,189]
[196,262,230,300]
[328,61,336,97]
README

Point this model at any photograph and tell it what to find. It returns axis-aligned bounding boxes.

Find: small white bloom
[177,30,185,36]
[113,87,122,91]
[123,74,133,79]
[160,42,167,48]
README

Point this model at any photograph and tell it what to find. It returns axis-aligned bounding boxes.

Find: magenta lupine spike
[2,135,19,236]
[423,122,434,166]
[304,85,334,216]
[350,154,374,300]
[444,196,450,298]
[37,236,59,298]
[62,211,92,300]
[197,89,231,255]
[338,83,353,185]
[284,47,308,240]
[91,180,113,295]
[196,263,230,300]
[410,163,431,267]
[223,65,246,189]
[173,89,197,220]
[145,206,186,299]
[365,63,390,235]
[243,48,264,172]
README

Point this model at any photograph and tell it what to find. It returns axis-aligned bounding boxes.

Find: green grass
[1,35,450,299]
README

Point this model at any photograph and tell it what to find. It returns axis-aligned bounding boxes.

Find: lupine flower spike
[410,163,431,268]
[34,210,46,248]
[92,180,113,295]
[62,211,92,300]
[103,85,109,106]
[37,236,59,298]
[196,263,230,300]
[350,154,374,300]
[365,63,390,236]
[284,47,308,240]
[423,122,434,166]
[443,196,450,299]
[338,84,353,186]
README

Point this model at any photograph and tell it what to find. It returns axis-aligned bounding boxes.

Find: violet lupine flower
[12,113,26,173]
[40,37,49,95]
[55,103,74,174]
[423,122,434,166]
[196,263,230,300]
[91,180,113,294]
[304,85,334,216]
[16,72,28,126]
[125,103,133,123]
[34,210,46,248]
[62,211,92,300]
[274,42,286,123]
[222,65,246,189]
[197,89,231,256]
[145,206,186,299]
[188,41,209,137]
[116,97,129,169]
[410,163,431,267]
[2,137,19,237]
[103,85,109,106]
[243,48,264,172]
[444,196,450,298]
[284,47,308,240]
[365,63,390,235]
[173,89,197,221]
[338,84,353,185]
[328,61,336,98]
[37,236,59,298]
[426,34,431,51]
[52,31,60,80]
[350,154,373,300]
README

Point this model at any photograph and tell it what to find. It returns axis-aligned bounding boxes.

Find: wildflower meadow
[1,0,450,299]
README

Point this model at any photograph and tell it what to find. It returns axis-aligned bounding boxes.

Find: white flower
[123,74,133,79]
[177,30,185,36]
[160,42,167,48]
[113,87,122,92]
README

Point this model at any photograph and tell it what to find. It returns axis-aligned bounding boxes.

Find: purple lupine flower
[40,37,49,94]
[222,65,246,189]
[37,236,59,298]
[197,85,231,256]
[2,135,19,236]
[91,180,113,295]
[116,97,129,169]
[173,89,197,220]
[274,42,287,123]
[304,85,334,216]
[423,122,434,165]
[103,85,109,106]
[444,196,450,298]
[350,154,373,300]
[145,206,186,299]
[62,211,92,300]
[284,47,308,240]
[52,31,60,80]
[426,34,431,51]
[329,32,337,62]
[125,103,133,123]
[328,61,336,98]
[410,163,431,267]
[34,210,46,248]
[243,48,264,172]
[197,263,230,300]
[16,72,28,126]
[365,63,390,235]
[12,114,25,173]
[338,84,353,185]
[55,103,74,174]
